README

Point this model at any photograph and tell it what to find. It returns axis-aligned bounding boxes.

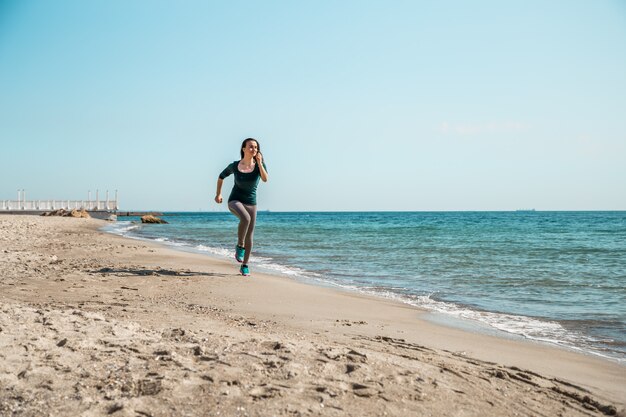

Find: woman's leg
[241,204,257,264]
[228,201,251,248]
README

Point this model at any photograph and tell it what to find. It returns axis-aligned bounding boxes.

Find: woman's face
[243,140,258,157]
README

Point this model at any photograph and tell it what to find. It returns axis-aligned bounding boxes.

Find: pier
[2,190,119,220]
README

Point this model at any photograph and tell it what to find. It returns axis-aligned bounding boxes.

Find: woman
[215,138,269,276]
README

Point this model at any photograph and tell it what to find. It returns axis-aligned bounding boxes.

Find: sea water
[104,211,626,362]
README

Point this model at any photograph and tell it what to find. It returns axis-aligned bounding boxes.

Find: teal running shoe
[235,245,245,263]
[240,264,250,276]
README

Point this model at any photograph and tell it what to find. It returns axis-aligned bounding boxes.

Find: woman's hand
[256,152,268,182]
[215,194,223,204]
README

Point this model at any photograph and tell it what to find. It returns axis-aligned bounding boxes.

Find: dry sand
[0,215,624,417]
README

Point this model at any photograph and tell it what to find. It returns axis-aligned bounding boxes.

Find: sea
[103,211,626,363]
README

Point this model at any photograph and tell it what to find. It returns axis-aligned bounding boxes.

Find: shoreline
[105,218,626,365]
[1,215,624,416]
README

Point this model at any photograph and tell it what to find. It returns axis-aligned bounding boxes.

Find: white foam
[346,288,623,363]
[254,257,315,277]
[105,221,141,235]
[167,241,187,247]
[195,245,232,258]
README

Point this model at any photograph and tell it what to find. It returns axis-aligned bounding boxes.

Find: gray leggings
[228,200,257,264]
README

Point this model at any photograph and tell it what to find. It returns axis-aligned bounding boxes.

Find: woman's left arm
[256,153,269,182]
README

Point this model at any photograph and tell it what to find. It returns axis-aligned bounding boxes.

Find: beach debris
[140,215,168,224]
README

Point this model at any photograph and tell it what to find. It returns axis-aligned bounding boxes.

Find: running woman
[215,138,268,276]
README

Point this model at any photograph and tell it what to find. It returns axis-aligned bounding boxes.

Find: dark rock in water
[141,215,168,224]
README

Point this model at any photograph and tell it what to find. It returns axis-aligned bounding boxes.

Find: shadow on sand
[93,267,227,278]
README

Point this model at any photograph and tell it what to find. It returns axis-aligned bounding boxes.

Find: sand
[0,215,624,417]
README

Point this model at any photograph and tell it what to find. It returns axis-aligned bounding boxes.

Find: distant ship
[515,209,536,212]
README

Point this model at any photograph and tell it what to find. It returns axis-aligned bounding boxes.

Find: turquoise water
[105,211,626,362]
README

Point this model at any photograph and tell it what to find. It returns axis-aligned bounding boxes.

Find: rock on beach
[41,209,90,218]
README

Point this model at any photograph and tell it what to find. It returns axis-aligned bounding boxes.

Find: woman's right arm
[216,163,234,204]
[215,178,224,204]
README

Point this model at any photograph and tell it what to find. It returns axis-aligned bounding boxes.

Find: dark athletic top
[219,160,267,205]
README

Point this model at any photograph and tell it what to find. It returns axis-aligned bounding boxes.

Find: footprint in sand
[248,384,280,399]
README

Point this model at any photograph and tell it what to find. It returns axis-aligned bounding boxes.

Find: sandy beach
[0,215,624,417]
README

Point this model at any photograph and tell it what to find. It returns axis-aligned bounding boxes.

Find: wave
[328,285,625,363]
[104,221,141,235]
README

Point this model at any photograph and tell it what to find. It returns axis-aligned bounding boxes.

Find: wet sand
[1,215,624,416]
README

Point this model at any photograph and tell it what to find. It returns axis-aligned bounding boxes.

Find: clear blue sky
[1,0,625,211]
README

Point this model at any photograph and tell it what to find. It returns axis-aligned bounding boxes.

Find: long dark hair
[240,137,260,159]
